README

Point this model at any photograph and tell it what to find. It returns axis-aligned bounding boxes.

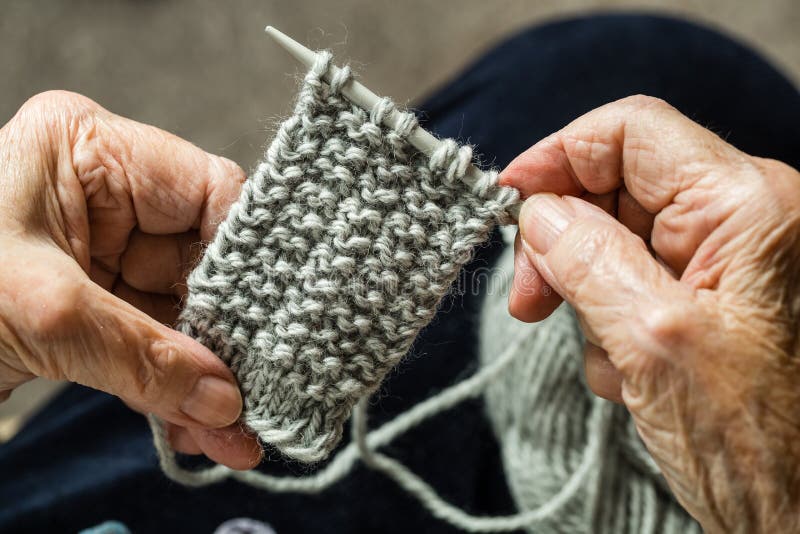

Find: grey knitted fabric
[177,51,519,463]
[478,229,700,534]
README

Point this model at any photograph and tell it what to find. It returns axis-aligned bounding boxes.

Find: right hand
[502,95,800,533]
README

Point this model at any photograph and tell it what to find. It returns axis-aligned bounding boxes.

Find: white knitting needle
[264,25,521,220]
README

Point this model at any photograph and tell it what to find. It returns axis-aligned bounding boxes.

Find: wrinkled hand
[0,91,261,469]
[502,95,800,533]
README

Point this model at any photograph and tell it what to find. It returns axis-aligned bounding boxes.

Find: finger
[15,247,242,430]
[165,422,203,455]
[517,193,698,374]
[138,401,261,470]
[509,232,562,322]
[500,95,743,272]
[188,424,263,471]
[85,111,247,241]
[120,229,203,297]
[501,95,735,206]
[113,279,180,326]
[583,342,623,403]
[7,91,243,271]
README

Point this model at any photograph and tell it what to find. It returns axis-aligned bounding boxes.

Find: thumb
[518,193,696,367]
[24,266,242,429]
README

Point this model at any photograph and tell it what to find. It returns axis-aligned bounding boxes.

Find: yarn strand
[350,398,615,532]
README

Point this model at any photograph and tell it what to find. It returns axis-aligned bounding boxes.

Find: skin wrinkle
[715,219,788,300]
[75,138,136,269]
[0,313,36,390]
[680,187,749,288]
[140,338,177,406]
[624,134,661,202]
[587,134,618,190]
[670,385,716,527]
[547,135,585,196]
[20,126,58,234]
[656,182,725,277]
[21,95,90,265]
[562,133,619,193]
[56,106,93,271]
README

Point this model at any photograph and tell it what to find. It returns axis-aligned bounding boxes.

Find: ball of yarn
[478,228,700,533]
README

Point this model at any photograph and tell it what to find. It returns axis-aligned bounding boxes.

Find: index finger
[100,115,246,241]
[499,94,740,213]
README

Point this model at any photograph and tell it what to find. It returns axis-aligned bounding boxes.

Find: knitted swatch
[176,51,518,462]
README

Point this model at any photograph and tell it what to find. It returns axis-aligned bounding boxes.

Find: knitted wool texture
[478,228,700,533]
[177,51,519,462]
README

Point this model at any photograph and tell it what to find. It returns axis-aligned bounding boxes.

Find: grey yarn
[479,228,700,534]
[176,50,518,462]
[147,50,699,532]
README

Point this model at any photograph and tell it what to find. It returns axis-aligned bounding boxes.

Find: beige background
[1,0,798,440]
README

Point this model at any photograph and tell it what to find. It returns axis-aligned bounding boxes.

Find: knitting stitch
[176,51,519,462]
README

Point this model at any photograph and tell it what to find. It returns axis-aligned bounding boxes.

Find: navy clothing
[2,14,798,534]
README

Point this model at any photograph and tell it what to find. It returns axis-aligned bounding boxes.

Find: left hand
[0,91,261,470]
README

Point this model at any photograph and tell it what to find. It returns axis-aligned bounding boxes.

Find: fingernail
[181,375,242,428]
[519,194,573,254]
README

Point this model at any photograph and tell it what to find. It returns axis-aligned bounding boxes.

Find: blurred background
[1,0,798,441]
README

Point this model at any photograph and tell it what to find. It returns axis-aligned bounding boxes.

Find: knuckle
[17,90,100,123]
[27,277,87,341]
[754,157,800,214]
[753,156,799,178]
[135,338,182,404]
[16,275,89,382]
[639,305,694,353]
[10,91,105,155]
[620,94,672,112]
[218,156,247,185]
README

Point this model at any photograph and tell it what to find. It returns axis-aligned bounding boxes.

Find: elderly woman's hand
[502,95,800,533]
[0,91,261,469]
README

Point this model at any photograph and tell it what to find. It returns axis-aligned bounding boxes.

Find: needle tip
[262,25,317,69]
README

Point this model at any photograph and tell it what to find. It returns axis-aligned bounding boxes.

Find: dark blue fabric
[1,14,798,534]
